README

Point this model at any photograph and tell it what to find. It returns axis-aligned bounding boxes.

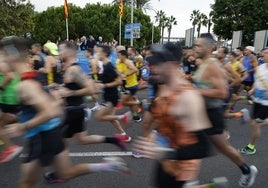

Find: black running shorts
[253,102,268,122]
[205,107,225,135]
[62,106,85,138]
[24,127,65,166]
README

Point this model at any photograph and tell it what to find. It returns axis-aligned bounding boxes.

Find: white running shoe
[103,157,130,175]
[239,165,258,187]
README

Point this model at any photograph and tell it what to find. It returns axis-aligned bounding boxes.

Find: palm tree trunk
[197,24,201,37]
[193,25,196,39]
[208,20,211,33]
[168,28,171,42]
[161,27,164,44]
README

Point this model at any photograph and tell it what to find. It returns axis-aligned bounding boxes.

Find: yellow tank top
[230,61,242,76]
[116,60,138,88]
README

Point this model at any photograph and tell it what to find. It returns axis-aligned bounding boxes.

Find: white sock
[117,115,124,120]
[90,163,114,173]
[121,132,126,135]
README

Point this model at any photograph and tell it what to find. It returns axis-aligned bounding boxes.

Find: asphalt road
[1,89,268,188]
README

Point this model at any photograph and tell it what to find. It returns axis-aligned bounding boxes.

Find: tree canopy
[0,0,35,38]
[32,3,160,47]
[211,0,268,45]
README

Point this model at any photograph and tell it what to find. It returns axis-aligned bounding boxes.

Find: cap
[149,42,183,65]
[246,46,255,53]
[44,42,58,56]
[0,36,31,57]
[146,54,164,65]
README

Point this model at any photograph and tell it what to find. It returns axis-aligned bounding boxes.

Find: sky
[30,0,214,38]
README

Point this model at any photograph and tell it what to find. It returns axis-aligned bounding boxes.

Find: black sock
[239,163,251,174]
[105,137,125,151]
[105,137,117,144]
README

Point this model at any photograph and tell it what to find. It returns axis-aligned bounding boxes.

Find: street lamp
[130,0,134,46]
[149,8,158,44]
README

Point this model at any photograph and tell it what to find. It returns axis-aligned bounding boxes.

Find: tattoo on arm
[69,68,87,87]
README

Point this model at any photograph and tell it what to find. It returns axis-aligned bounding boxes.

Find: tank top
[0,73,20,105]
[193,58,223,109]
[64,63,84,106]
[151,86,198,148]
[243,55,254,82]
[34,53,48,85]
[253,64,268,106]
[47,60,63,84]
[230,61,242,76]
[19,71,60,138]
[117,61,138,88]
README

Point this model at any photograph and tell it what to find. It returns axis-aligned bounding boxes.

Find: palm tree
[190,9,200,38]
[190,10,209,38]
[155,10,167,44]
[196,13,208,37]
[166,15,177,42]
[207,11,214,33]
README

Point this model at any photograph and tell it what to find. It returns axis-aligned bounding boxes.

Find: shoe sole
[238,149,256,155]
[247,165,258,187]
[0,147,23,163]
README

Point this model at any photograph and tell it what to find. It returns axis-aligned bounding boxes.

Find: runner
[239,47,268,155]
[30,43,48,86]
[94,45,131,142]
[42,42,129,182]
[85,48,100,111]
[241,46,258,105]
[216,47,250,122]
[0,54,23,163]
[133,42,212,188]
[43,41,63,85]
[192,33,257,187]
[117,50,141,122]
[0,36,129,188]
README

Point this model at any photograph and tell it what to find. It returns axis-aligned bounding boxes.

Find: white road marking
[19,151,133,158]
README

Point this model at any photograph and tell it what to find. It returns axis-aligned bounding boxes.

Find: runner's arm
[18,80,62,130]
[64,66,95,96]
[198,62,228,99]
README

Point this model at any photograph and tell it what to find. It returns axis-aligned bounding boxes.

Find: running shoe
[0,145,23,163]
[121,111,132,125]
[239,165,258,187]
[103,157,130,175]
[115,133,131,142]
[132,151,145,158]
[133,115,142,123]
[114,134,127,151]
[84,108,92,122]
[238,146,256,155]
[43,172,66,184]
[91,105,101,112]
[115,101,123,110]
[240,108,251,124]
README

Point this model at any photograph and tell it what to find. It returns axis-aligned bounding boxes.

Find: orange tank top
[151,86,198,148]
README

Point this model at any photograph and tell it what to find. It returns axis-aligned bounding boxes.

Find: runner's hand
[4,123,25,138]
[58,87,74,97]
[133,132,169,160]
